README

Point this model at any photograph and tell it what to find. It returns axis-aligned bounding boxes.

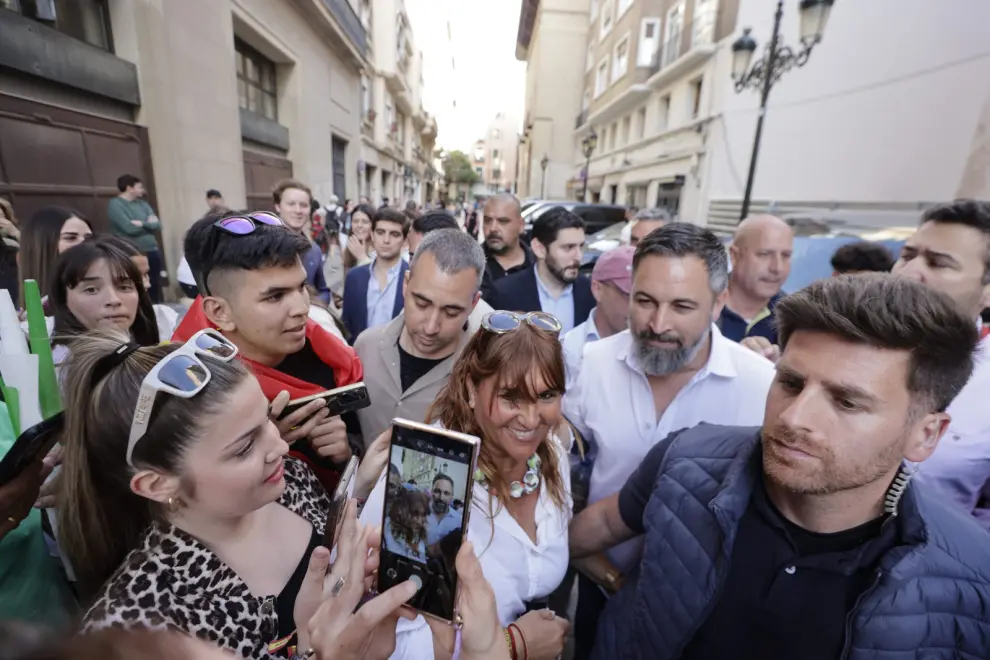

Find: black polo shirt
[481,241,535,300]
[618,439,899,660]
[717,292,784,344]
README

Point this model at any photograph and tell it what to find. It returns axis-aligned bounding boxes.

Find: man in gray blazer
[354,228,491,448]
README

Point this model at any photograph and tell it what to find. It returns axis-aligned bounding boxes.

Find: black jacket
[485,265,594,327]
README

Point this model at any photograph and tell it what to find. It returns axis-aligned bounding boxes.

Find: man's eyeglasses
[480,311,562,336]
[126,329,238,467]
[201,212,284,295]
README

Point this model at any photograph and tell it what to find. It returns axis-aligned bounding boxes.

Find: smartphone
[0,412,63,487]
[324,455,358,549]
[376,418,480,624]
[277,382,370,421]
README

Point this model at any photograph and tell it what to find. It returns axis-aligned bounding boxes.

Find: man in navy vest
[570,274,990,660]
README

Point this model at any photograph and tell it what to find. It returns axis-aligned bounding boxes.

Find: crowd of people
[0,175,989,660]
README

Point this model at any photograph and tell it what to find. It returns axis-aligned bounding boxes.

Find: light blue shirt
[366,257,403,330]
[534,264,576,333]
[562,308,601,390]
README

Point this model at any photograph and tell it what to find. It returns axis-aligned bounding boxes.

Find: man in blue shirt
[486,206,594,333]
[341,208,409,340]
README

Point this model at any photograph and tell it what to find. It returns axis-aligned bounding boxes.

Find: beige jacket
[354,302,490,449]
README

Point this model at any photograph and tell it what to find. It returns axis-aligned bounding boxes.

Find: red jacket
[172,297,363,489]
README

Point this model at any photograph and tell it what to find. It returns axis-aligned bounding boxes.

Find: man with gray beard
[562,223,776,659]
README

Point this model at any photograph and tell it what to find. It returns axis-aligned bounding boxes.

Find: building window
[361,74,372,118]
[658,94,671,131]
[620,116,631,147]
[608,122,617,151]
[689,77,703,119]
[4,0,112,50]
[617,0,633,19]
[612,35,629,83]
[600,0,613,38]
[396,111,406,143]
[235,39,278,120]
[663,2,685,67]
[385,95,395,133]
[638,18,660,67]
[636,107,647,140]
[492,149,500,160]
[586,42,595,72]
[692,0,716,47]
[582,88,591,111]
[594,56,609,97]
[475,167,483,176]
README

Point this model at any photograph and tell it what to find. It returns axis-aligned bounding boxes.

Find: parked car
[523,202,627,241]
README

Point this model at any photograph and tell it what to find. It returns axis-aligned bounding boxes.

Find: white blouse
[360,428,573,660]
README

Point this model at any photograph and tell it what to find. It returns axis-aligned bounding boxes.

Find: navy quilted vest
[592,424,990,660]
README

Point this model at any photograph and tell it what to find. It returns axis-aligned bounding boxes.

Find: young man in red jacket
[174,212,363,489]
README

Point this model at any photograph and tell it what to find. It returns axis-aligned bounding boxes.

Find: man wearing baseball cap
[562,246,635,388]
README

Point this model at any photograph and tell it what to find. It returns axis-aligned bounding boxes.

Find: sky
[405,0,526,153]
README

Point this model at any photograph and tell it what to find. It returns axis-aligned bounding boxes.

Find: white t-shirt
[360,426,573,660]
[176,256,196,286]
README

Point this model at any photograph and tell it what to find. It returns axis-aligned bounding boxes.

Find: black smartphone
[376,419,480,624]
[0,412,64,487]
[324,455,358,549]
[277,382,370,421]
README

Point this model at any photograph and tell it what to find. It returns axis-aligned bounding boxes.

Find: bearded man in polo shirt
[892,199,990,528]
[563,223,776,658]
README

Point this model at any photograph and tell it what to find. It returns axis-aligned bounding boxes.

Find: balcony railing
[648,13,715,75]
[575,109,588,129]
[320,0,368,54]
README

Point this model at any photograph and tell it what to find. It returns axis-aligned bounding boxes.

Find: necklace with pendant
[475,452,542,499]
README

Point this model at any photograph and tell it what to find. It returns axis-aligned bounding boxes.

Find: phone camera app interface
[380,426,472,622]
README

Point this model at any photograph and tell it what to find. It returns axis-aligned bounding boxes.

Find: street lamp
[731,0,834,222]
[540,154,549,198]
[580,129,598,202]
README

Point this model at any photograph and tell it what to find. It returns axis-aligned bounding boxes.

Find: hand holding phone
[376,419,480,625]
[269,391,328,445]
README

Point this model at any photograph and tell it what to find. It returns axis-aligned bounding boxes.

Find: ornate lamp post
[540,154,549,198]
[580,129,598,202]
[731,0,835,222]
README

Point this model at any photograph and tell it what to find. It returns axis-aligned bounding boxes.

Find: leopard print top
[82,457,331,659]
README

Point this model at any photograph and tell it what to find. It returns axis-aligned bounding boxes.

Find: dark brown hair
[372,207,411,238]
[58,331,252,597]
[389,488,429,550]
[49,237,159,347]
[19,206,93,305]
[428,323,567,515]
[775,273,978,412]
[920,199,990,284]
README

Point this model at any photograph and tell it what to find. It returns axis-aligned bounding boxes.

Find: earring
[166,496,182,514]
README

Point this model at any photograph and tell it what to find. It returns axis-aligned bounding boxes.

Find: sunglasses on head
[201,212,284,295]
[126,329,239,467]
[480,311,562,336]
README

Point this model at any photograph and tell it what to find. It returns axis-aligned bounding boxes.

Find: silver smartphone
[376,418,480,624]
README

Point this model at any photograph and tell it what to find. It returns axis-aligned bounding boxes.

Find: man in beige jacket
[354,228,491,448]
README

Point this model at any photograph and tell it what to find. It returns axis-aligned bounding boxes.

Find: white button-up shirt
[361,430,573,660]
[563,325,775,571]
[562,307,601,390]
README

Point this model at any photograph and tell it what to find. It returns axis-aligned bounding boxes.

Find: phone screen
[378,424,474,623]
